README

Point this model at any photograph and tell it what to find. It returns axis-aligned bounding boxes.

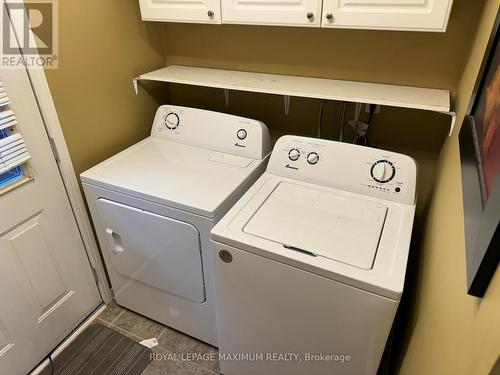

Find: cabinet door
[139,0,221,24]
[321,0,453,32]
[221,0,321,27]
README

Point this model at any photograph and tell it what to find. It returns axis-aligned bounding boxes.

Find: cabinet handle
[326,13,333,20]
[207,10,214,17]
[307,12,314,20]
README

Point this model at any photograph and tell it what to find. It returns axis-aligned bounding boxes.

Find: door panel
[0,7,101,375]
[321,0,453,31]
[7,215,68,314]
[96,198,205,303]
[139,0,222,24]
[221,0,321,27]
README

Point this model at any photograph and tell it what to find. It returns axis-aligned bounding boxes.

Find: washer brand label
[285,164,299,171]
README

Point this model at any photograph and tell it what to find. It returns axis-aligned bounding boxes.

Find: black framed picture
[459,9,500,297]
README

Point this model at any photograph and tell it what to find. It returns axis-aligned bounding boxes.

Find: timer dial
[371,160,396,183]
[165,112,180,130]
[237,129,247,140]
[288,148,301,161]
[307,152,320,165]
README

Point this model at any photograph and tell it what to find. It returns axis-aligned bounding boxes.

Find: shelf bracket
[132,77,139,95]
[284,95,290,116]
[443,111,457,136]
[224,89,230,107]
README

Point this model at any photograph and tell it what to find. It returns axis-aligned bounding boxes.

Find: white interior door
[321,0,453,32]
[221,0,322,27]
[0,17,101,375]
[139,0,222,24]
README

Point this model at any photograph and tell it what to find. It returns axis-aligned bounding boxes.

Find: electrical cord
[353,134,370,146]
[317,99,324,138]
[353,104,376,146]
[49,355,55,375]
[339,102,348,142]
[367,103,377,124]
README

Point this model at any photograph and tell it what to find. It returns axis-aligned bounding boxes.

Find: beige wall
[163,0,482,92]
[161,2,500,373]
[44,1,499,373]
[45,0,166,176]
[45,0,485,205]
[398,1,500,374]
[161,0,484,221]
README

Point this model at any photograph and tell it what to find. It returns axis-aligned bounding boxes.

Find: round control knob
[288,148,301,161]
[307,152,320,165]
[165,112,180,130]
[237,129,247,140]
[371,160,396,183]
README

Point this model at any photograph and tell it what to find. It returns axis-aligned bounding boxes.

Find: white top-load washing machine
[211,135,417,374]
[81,105,271,346]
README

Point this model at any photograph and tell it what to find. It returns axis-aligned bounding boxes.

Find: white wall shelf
[133,65,455,134]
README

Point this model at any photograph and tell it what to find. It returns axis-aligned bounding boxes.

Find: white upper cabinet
[138,0,454,31]
[221,0,322,27]
[139,0,222,24]
[321,0,454,32]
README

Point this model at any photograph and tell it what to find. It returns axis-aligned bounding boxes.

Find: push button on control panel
[288,148,301,161]
[237,129,247,140]
[165,112,180,130]
[307,152,320,165]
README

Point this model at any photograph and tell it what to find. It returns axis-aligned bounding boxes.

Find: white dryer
[81,105,271,346]
[211,135,417,374]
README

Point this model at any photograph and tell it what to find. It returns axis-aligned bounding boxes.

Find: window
[0,81,31,193]
[0,128,25,189]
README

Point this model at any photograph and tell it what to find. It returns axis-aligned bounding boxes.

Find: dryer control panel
[267,136,417,205]
[152,105,271,160]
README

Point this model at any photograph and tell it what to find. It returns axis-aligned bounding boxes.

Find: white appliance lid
[81,138,264,218]
[243,182,388,270]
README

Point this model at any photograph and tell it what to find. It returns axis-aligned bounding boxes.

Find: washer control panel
[152,105,271,160]
[267,136,417,204]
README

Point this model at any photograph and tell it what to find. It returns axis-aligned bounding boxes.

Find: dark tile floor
[94,303,221,375]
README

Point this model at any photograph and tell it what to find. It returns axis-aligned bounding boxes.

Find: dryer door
[95,198,205,303]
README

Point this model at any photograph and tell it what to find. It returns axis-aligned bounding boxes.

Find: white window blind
[0,82,11,107]
[0,79,31,191]
[0,133,31,174]
[0,109,18,130]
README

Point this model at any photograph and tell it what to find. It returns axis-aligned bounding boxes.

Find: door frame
[5,0,112,303]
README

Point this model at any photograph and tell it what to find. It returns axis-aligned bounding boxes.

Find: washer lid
[243,182,388,270]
